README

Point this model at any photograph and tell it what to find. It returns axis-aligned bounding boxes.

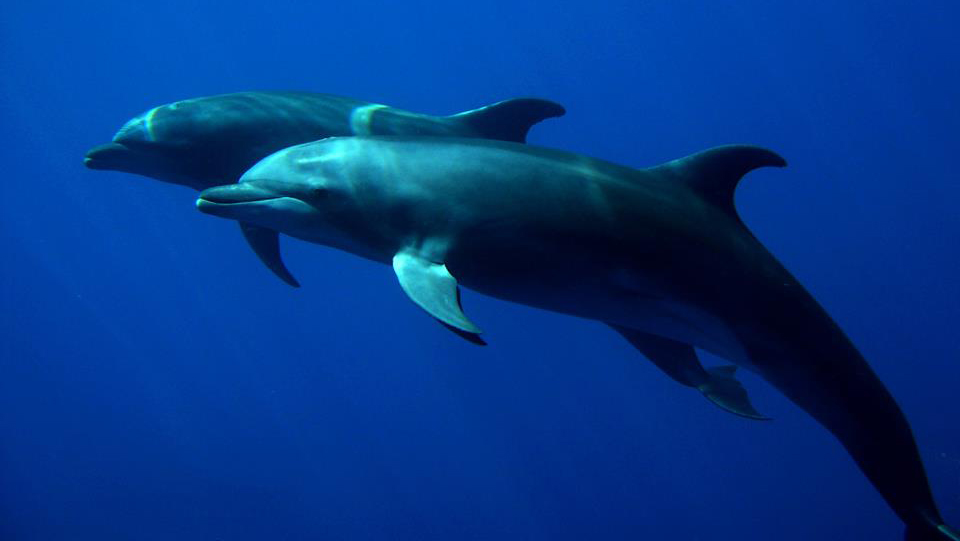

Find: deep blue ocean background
[1,1,958,539]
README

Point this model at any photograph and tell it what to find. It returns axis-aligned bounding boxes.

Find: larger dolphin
[196,136,957,540]
[84,91,566,286]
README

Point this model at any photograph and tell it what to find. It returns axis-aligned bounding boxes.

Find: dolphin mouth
[197,184,283,205]
[196,184,302,219]
[83,142,132,170]
[195,196,278,219]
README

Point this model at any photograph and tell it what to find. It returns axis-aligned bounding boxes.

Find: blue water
[2,1,958,539]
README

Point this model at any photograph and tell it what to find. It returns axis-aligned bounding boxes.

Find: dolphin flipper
[450,98,566,143]
[609,324,769,420]
[392,251,484,344]
[239,222,300,288]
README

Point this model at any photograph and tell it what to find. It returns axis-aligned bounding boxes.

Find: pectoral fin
[392,251,484,345]
[609,324,769,420]
[239,222,300,288]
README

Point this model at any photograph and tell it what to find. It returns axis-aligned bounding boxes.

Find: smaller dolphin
[84,91,566,287]
[196,136,957,540]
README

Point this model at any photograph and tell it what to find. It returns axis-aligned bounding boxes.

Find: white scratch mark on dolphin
[295,152,345,165]
[349,104,387,135]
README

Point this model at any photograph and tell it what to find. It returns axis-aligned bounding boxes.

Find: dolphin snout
[83,142,130,170]
[197,183,280,205]
[196,183,313,224]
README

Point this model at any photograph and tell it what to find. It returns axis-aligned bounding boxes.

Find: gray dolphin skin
[196,136,957,540]
[84,91,566,287]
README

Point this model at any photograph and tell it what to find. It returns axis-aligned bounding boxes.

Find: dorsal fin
[651,145,787,217]
[449,98,565,143]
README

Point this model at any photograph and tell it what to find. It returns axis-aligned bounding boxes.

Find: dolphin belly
[443,238,752,365]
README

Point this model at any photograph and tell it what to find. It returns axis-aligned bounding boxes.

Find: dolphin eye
[312,186,330,199]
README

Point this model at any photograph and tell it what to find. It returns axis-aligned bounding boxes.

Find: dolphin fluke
[450,98,566,143]
[239,223,300,288]
[939,524,960,540]
[905,522,960,541]
[698,365,772,421]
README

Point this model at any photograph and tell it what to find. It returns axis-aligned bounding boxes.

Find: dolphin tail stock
[239,222,300,287]
[449,98,566,143]
[752,333,952,539]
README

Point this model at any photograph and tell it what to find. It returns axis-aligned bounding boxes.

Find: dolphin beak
[196,183,287,219]
[197,183,316,225]
[197,183,280,205]
[84,142,130,170]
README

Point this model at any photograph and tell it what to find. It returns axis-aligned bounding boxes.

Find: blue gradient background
[1,1,958,539]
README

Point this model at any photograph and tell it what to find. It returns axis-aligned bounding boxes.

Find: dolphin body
[84,91,567,287]
[196,136,957,540]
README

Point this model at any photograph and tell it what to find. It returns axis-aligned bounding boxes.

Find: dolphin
[196,136,957,540]
[84,91,566,287]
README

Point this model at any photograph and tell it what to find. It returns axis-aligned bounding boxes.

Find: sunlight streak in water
[143,106,159,142]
